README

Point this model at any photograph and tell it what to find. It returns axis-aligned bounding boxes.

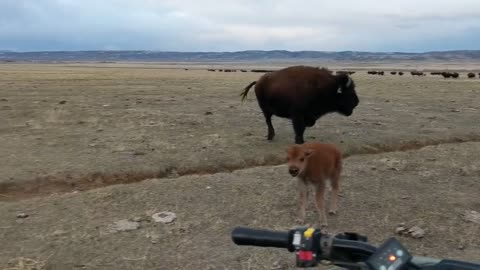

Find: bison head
[286,145,314,177]
[334,74,359,116]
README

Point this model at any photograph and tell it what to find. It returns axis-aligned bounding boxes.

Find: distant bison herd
[207,69,272,73]
[365,70,476,78]
[204,68,478,78]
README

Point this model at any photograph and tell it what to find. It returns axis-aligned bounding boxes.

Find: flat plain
[0,63,479,269]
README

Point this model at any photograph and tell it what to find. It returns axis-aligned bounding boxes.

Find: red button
[299,251,313,261]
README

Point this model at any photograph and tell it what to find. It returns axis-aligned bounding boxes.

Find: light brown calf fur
[286,143,342,227]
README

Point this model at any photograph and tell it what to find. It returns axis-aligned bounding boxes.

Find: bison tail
[240,81,256,102]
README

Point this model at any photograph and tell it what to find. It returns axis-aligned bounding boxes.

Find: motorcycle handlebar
[231,226,480,270]
[231,227,295,252]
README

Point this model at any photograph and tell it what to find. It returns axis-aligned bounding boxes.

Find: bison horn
[345,76,352,88]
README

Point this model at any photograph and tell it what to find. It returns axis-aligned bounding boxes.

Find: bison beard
[240,66,360,144]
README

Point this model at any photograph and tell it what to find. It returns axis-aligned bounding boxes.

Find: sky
[1,0,480,52]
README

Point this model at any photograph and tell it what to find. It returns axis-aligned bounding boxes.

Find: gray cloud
[1,0,479,52]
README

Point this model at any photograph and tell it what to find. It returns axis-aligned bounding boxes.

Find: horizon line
[2,49,480,54]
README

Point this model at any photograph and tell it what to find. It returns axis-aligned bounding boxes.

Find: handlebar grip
[231,227,294,251]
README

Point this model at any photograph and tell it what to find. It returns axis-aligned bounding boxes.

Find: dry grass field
[0,63,479,269]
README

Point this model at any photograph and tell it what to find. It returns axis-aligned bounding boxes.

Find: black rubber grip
[231,227,293,251]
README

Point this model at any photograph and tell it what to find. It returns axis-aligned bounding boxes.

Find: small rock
[373,108,381,111]
[59,100,67,104]
[96,128,103,132]
[462,210,480,224]
[204,111,213,115]
[108,219,140,232]
[206,186,211,189]
[16,213,29,219]
[408,226,425,238]
[152,212,176,224]
[103,104,110,107]
[395,225,407,235]
[458,245,465,250]
[53,229,67,236]
[133,151,146,156]
[0,98,7,102]
[271,261,284,270]
[450,109,460,112]
[400,195,410,200]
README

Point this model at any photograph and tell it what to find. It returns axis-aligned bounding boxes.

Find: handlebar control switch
[366,237,412,270]
[292,227,320,268]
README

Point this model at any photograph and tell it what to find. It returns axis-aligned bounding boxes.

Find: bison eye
[300,158,305,162]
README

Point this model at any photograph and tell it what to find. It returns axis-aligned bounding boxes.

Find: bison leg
[296,178,308,224]
[292,115,306,144]
[329,172,340,215]
[314,182,328,227]
[305,116,316,127]
[263,112,275,140]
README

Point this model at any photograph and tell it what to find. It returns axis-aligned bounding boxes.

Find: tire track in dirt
[2,134,480,202]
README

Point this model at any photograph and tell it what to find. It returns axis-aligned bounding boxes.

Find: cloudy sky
[1,0,480,52]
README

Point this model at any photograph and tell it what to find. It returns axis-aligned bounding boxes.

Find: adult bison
[240,66,359,144]
[468,72,476,78]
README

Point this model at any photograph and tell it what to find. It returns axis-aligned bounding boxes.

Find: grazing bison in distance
[398,72,404,76]
[442,72,459,78]
[411,71,425,76]
[441,72,452,78]
[240,66,360,144]
[468,72,476,78]
[391,71,397,75]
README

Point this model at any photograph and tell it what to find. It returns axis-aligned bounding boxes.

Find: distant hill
[1,50,480,62]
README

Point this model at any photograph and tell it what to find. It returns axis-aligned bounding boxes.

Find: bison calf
[287,143,342,227]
